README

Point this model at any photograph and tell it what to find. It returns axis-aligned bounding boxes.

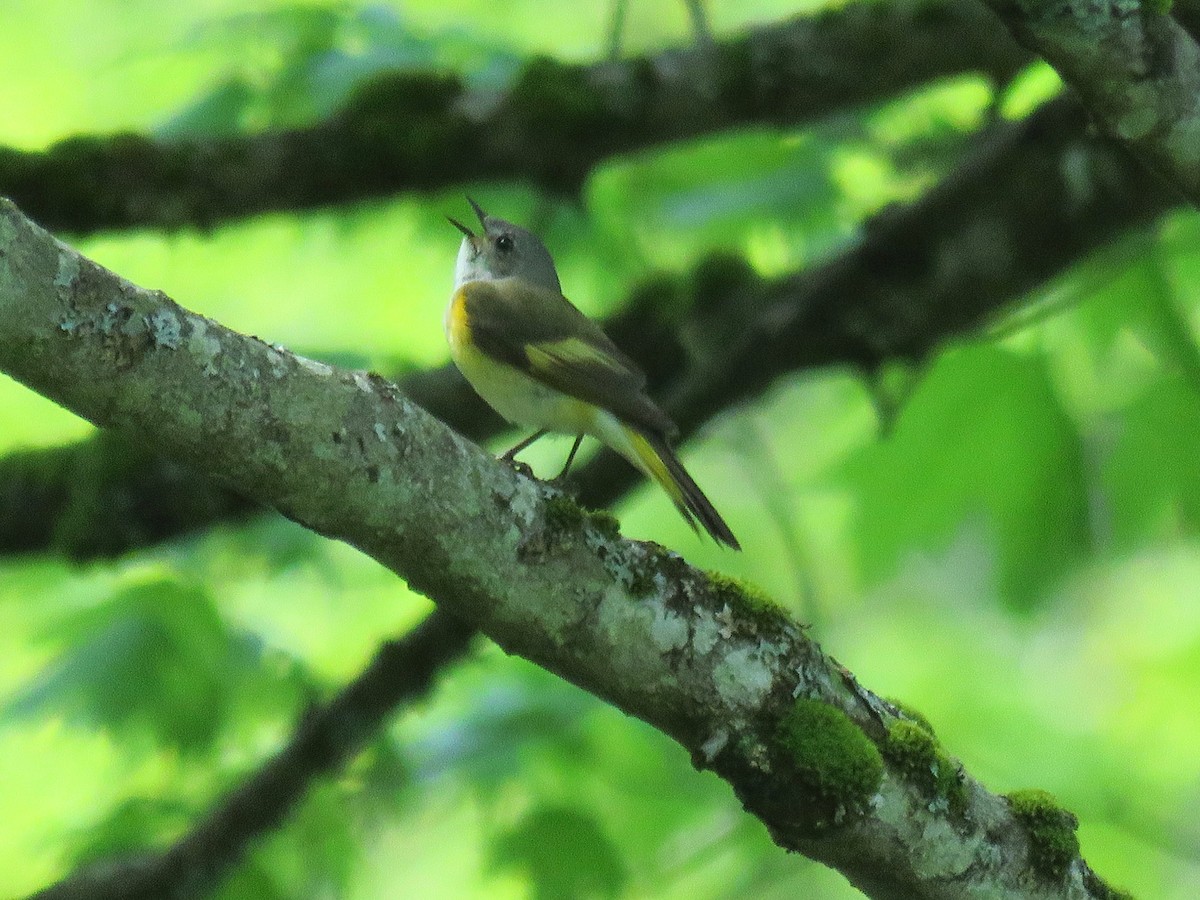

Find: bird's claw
[499,455,536,480]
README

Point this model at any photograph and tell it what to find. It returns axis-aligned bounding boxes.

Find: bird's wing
[460,278,676,436]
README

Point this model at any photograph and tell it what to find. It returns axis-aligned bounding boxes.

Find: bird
[445,198,739,550]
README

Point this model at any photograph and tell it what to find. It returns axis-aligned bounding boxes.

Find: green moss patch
[706,572,792,638]
[543,494,622,543]
[884,697,936,736]
[777,699,884,810]
[1005,788,1081,881]
[882,718,967,815]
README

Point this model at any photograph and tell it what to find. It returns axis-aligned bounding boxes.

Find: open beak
[449,196,488,243]
[447,216,474,238]
[467,196,488,231]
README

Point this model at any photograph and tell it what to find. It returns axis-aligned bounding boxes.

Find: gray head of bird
[449,198,562,294]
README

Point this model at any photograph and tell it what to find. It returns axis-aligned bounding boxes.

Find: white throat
[454,239,493,289]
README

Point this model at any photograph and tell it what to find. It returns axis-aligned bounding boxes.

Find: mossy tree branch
[983,0,1200,206]
[0,196,1124,899]
[0,0,1028,234]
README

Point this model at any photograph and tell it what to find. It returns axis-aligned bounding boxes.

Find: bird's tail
[622,427,740,550]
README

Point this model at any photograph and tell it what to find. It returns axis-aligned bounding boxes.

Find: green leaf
[839,345,1089,608]
[1103,374,1200,547]
[406,661,594,796]
[490,805,627,900]
[70,796,191,869]
[211,862,290,900]
[1030,235,1199,416]
[5,573,238,752]
[589,129,844,274]
[1131,243,1200,399]
[155,77,257,138]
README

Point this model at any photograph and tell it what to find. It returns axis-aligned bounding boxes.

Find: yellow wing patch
[525,338,630,377]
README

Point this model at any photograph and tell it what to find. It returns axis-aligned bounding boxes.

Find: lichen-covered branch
[983,0,1200,206]
[0,0,1028,234]
[29,609,475,900]
[0,198,1124,898]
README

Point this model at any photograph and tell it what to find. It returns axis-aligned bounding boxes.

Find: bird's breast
[446,286,596,434]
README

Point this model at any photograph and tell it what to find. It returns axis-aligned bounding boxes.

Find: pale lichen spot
[792,666,810,698]
[146,308,182,349]
[596,593,664,680]
[188,318,222,374]
[99,302,124,334]
[374,422,388,443]
[503,477,543,531]
[714,645,776,710]
[54,252,79,293]
[297,356,333,378]
[700,728,729,762]
[715,603,736,639]
[649,605,688,653]
[692,608,721,655]
[265,348,287,379]
[907,814,976,878]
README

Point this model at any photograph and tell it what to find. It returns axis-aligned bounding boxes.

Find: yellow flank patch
[526,338,623,375]
[446,286,472,354]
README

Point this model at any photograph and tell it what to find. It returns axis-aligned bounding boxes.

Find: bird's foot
[498,455,536,480]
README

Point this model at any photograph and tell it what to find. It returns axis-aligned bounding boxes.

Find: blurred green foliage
[490,806,627,900]
[1,1,1199,899]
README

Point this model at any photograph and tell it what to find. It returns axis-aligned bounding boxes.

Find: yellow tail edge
[625,428,741,550]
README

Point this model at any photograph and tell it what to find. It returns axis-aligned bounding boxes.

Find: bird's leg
[552,435,585,483]
[500,430,548,478]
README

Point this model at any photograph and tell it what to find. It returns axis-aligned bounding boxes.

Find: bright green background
[2,2,1198,898]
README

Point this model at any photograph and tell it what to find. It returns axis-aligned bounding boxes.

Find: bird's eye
[495,234,514,252]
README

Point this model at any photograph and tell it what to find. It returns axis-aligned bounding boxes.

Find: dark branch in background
[0,431,259,558]
[0,0,1028,234]
[983,0,1200,206]
[0,96,1182,560]
[670,96,1175,423]
[30,610,476,900]
[576,97,1177,502]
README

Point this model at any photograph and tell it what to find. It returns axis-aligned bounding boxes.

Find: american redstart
[446,199,740,550]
